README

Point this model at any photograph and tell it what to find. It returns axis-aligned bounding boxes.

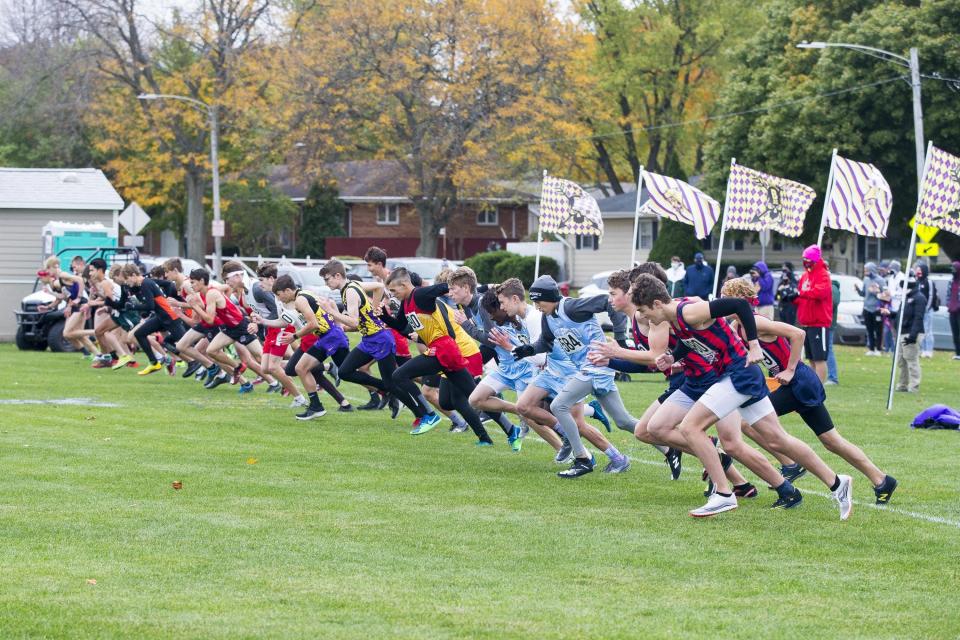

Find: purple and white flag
[824,155,893,238]
[725,163,816,237]
[640,171,720,239]
[916,145,960,236]
[539,175,604,238]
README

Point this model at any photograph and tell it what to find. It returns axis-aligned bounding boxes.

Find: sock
[110,351,118,360]
[494,413,513,434]
[583,404,595,418]
[775,480,795,498]
[734,482,753,491]
[207,364,217,371]
[416,393,431,410]
[830,475,841,492]
[369,390,379,402]
[217,371,228,379]
[308,391,321,410]
[604,445,622,461]
[295,394,305,402]
[653,444,669,455]
[717,491,733,497]
[451,412,467,427]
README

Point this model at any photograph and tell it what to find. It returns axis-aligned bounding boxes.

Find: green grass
[1,344,959,639]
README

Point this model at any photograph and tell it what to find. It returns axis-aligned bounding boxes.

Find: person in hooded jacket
[794,245,832,381]
[750,261,775,319]
[913,261,939,358]
[682,252,714,298]
[948,260,960,360]
[896,276,927,392]
[666,256,686,297]
[776,262,799,326]
[857,262,886,355]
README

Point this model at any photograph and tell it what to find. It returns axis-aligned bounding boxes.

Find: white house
[0,168,123,340]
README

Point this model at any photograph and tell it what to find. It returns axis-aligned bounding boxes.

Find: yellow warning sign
[909,217,939,243]
[916,243,939,257]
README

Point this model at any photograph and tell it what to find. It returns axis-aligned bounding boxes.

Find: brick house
[270,161,536,259]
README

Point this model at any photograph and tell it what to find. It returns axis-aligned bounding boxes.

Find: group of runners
[39,245,898,518]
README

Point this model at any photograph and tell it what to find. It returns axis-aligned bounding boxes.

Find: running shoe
[411,412,441,435]
[770,489,803,510]
[266,383,281,394]
[703,477,715,498]
[448,420,469,433]
[231,362,248,385]
[357,392,380,411]
[296,405,326,420]
[137,362,163,376]
[251,376,266,386]
[832,475,853,520]
[182,360,202,378]
[205,365,220,382]
[91,356,113,369]
[734,483,759,499]
[389,396,402,420]
[588,399,611,432]
[665,448,683,480]
[204,373,229,390]
[376,392,391,410]
[112,354,134,371]
[126,360,139,368]
[238,381,254,394]
[328,361,340,386]
[518,419,530,438]
[281,388,292,398]
[557,456,594,479]
[874,475,898,505]
[603,455,631,474]
[780,463,807,483]
[475,439,494,447]
[554,436,573,465]
[197,368,209,381]
[507,425,523,452]
[164,356,175,376]
[690,493,738,517]
[337,404,354,412]
[290,396,308,409]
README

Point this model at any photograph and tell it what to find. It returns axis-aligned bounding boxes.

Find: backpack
[911,404,960,430]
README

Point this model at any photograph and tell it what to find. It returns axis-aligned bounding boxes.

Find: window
[377,204,399,225]
[477,209,498,226]
[635,220,658,249]
[576,234,598,251]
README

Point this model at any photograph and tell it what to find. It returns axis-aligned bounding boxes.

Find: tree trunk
[184,167,206,263]
[415,200,439,257]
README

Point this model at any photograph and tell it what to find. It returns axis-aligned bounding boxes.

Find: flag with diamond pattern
[539,175,604,238]
[915,145,960,236]
[640,170,720,239]
[824,154,893,238]
[724,163,816,237]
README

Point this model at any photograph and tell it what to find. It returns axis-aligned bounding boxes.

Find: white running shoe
[289,396,308,408]
[689,492,738,518]
[832,474,853,521]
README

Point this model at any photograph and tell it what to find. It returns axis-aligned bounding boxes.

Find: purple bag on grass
[911,405,960,430]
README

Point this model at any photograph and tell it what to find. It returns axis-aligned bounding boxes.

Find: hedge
[463,250,513,283]
[492,255,559,288]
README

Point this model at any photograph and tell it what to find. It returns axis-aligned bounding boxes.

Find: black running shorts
[803,326,828,361]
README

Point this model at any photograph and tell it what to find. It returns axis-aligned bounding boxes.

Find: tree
[284,0,579,256]
[648,219,703,267]
[219,179,297,256]
[297,183,346,259]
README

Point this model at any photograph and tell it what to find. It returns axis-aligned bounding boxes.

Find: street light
[796,41,924,192]
[137,92,223,274]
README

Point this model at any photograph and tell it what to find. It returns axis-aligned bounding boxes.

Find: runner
[37,256,100,357]
[248,263,300,397]
[119,263,186,376]
[184,268,246,390]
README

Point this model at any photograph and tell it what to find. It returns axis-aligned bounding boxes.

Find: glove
[123,301,137,310]
[512,344,536,359]
[903,335,917,345]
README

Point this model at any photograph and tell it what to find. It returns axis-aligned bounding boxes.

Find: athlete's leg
[441,368,492,443]
[205,332,238,374]
[549,377,595,459]
[747,411,840,489]
[340,348,387,392]
[176,329,214,368]
[714,412,788,489]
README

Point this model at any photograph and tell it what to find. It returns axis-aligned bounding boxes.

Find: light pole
[137,93,223,275]
[796,42,924,192]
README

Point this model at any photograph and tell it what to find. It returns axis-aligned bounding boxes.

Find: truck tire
[47,320,77,353]
[15,326,45,351]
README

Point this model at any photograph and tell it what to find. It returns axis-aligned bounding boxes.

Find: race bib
[406,312,424,331]
[556,330,585,355]
[761,349,781,376]
[681,336,716,363]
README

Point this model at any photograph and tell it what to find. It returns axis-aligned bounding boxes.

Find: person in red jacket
[794,245,832,382]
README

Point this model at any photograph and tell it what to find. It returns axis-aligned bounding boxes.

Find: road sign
[916,242,939,257]
[122,235,144,248]
[211,220,225,237]
[908,216,939,243]
[118,202,150,235]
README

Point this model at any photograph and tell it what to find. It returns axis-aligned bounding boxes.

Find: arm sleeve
[127,281,159,312]
[530,315,555,354]
[380,308,410,334]
[411,284,448,312]
[708,298,758,342]
[608,358,656,374]
[254,286,279,319]
[562,295,610,321]
[462,307,492,344]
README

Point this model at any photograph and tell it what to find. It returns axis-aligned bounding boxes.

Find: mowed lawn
[1,343,959,639]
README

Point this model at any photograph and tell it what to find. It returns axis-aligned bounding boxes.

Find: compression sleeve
[411,284,449,313]
[708,298,758,342]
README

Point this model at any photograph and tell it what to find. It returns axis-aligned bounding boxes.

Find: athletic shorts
[200,325,219,342]
[778,360,826,407]
[533,369,569,397]
[306,327,349,360]
[464,352,483,378]
[221,320,257,346]
[358,330,396,360]
[480,369,533,395]
[422,374,442,388]
[574,370,616,395]
[391,329,411,358]
[264,325,294,358]
[699,374,774,426]
[803,326,828,361]
[112,311,140,331]
[657,372,686,405]
[665,370,720,409]
[770,388,835,435]
[429,336,470,372]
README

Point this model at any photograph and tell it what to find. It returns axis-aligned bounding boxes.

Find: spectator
[682,252,714,298]
[825,275,840,385]
[858,262,886,355]
[795,244,832,381]
[666,256,685,297]
[722,265,739,286]
[895,276,927,393]
[883,259,906,353]
[750,261,775,319]
[949,260,960,360]
[914,260,939,358]
[776,261,799,325]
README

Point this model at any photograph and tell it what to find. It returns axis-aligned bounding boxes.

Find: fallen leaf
[84,416,96,421]
[171,481,183,490]
[247,458,258,465]
[103,437,111,441]
[86,579,97,585]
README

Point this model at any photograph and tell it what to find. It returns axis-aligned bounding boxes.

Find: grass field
[1,343,959,639]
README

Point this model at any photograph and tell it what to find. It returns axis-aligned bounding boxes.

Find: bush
[648,219,704,267]
[492,255,559,288]
[463,250,513,283]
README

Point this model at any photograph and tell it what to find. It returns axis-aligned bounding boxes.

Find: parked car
[385,258,460,285]
[832,274,867,346]
[343,260,376,282]
[574,270,614,331]
[277,263,341,305]
[928,274,954,351]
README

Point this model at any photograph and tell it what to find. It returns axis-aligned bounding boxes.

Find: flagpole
[712,158,735,299]
[631,166,644,266]
[886,140,933,411]
[817,148,838,247]
[535,169,546,280]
